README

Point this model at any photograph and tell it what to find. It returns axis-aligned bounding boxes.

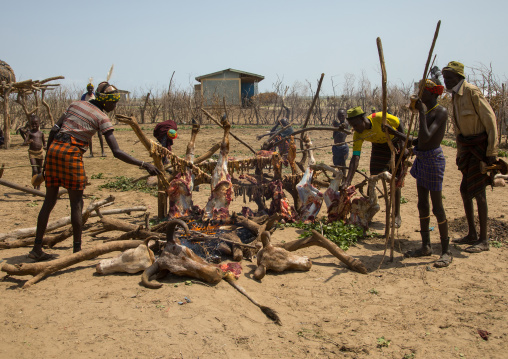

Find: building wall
[202,78,240,106]
[204,71,240,80]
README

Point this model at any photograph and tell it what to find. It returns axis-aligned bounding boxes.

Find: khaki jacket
[452,81,498,157]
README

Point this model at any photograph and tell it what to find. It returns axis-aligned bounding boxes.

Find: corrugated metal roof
[195,68,264,82]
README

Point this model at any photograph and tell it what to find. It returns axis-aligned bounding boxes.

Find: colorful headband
[168,129,177,139]
[95,92,121,102]
[424,79,444,95]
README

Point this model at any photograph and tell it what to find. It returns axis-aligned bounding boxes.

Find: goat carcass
[167,122,200,217]
[349,172,391,229]
[141,219,223,288]
[324,170,356,222]
[96,242,155,275]
[296,167,323,223]
[268,180,296,222]
[254,231,312,280]
[203,120,233,221]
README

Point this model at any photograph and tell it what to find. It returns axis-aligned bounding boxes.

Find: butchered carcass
[203,120,233,221]
[296,167,323,223]
[167,122,200,218]
[324,170,356,222]
[349,172,391,229]
[254,231,312,280]
[96,242,155,275]
[141,219,223,288]
[268,180,296,222]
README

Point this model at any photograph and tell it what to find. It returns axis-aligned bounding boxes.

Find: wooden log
[0,202,147,242]
[236,214,281,245]
[104,229,164,242]
[0,178,67,198]
[0,240,144,288]
[278,229,367,274]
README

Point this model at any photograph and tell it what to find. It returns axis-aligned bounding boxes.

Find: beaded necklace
[425,103,439,114]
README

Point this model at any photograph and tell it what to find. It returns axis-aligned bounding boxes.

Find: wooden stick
[298,74,325,169]
[115,114,169,218]
[201,108,257,155]
[393,20,441,176]
[0,178,68,198]
[301,74,325,129]
[0,205,146,242]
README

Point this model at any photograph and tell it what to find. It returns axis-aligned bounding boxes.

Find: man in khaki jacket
[442,61,498,253]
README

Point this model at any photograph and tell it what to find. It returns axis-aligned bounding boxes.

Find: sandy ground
[0,123,507,359]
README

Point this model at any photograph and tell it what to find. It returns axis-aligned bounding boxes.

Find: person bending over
[28,81,160,261]
[343,106,405,228]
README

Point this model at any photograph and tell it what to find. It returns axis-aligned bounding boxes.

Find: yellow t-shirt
[352,112,400,156]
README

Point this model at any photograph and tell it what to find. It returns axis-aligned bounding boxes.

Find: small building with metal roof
[195,68,264,107]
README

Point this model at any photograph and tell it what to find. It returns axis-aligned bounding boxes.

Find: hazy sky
[3,0,507,96]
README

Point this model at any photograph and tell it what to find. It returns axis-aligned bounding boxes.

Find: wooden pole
[2,85,12,149]
[298,73,325,169]
[116,114,169,218]
[376,38,398,262]
[394,21,441,176]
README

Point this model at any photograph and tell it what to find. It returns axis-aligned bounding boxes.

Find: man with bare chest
[24,115,46,189]
[385,79,451,267]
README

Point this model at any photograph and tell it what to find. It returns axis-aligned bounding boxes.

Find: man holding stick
[343,106,405,227]
[385,78,451,267]
[442,61,498,253]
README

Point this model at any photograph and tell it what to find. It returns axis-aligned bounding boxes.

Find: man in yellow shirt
[442,61,498,253]
[343,106,405,227]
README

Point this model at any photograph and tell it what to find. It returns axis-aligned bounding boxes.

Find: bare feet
[464,241,489,253]
[87,154,94,158]
[404,246,432,258]
[100,152,107,157]
[434,252,452,268]
[452,233,478,244]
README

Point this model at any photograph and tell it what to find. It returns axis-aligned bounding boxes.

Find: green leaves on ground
[99,176,157,196]
[376,336,391,348]
[282,219,364,250]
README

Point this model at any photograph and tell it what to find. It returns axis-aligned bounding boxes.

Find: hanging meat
[167,122,200,218]
[203,119,233,221]
[324,170,356,222]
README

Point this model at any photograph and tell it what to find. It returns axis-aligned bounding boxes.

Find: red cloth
[153,120,177,150]
[154,120,177,139]
[45,137,89,190]
[426,85,444,95]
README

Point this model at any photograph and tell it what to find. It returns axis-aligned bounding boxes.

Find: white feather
[106,64,114,82]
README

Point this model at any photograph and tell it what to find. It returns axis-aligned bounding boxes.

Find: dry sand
[0,123,506,359]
